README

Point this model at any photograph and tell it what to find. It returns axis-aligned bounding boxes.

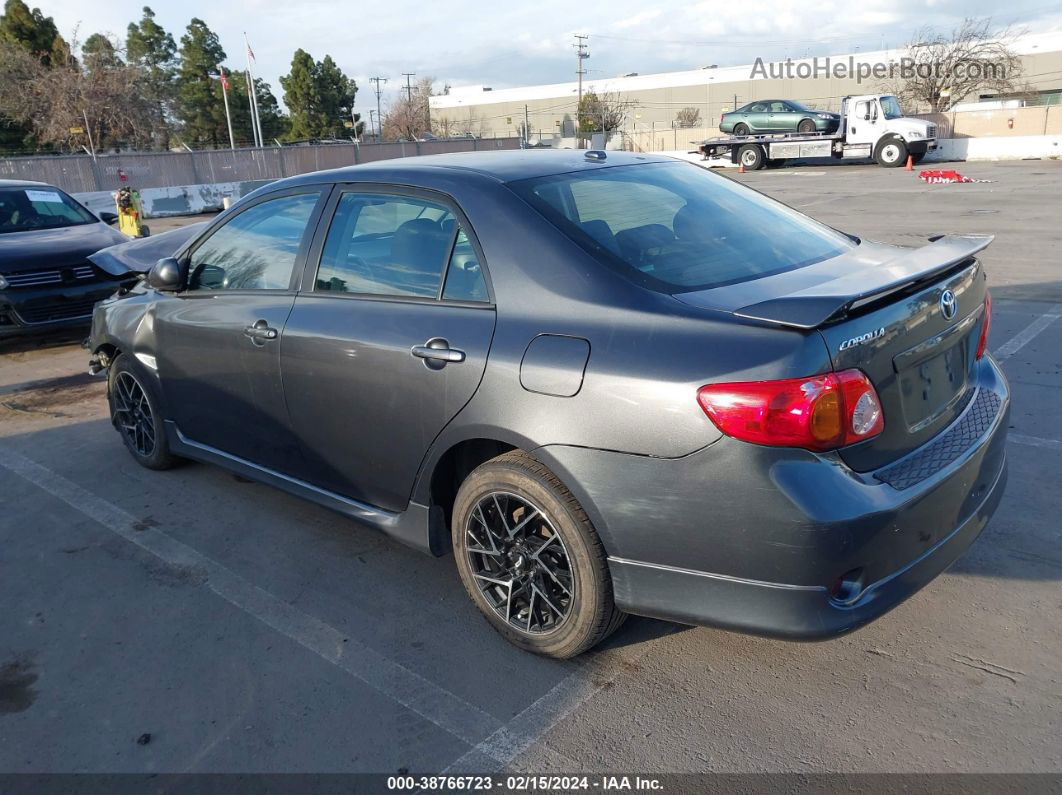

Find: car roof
[0,179,51,188]
[277,149,675,189]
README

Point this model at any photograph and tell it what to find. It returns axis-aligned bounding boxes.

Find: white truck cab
[843,94,937,166]
[699,94,937,170]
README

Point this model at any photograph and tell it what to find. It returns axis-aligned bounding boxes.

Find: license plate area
[896,339,970,432]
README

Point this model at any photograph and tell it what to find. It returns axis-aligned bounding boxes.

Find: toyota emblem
[940,289,958,320]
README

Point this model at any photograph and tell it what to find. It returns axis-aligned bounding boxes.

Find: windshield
[0,186,98,234]
[788,100,811,112]
[880,96,904,120]
[508,161,853,293]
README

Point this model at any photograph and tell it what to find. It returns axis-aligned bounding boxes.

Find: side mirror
[99,211,119,225]
[147,257,185,292]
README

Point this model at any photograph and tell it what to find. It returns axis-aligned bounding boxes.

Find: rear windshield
[0,186,97,234]
[507,161,853,293]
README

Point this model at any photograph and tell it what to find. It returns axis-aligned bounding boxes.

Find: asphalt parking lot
[1,161,1060,776]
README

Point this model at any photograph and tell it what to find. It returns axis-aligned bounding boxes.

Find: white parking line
[440,637,672,775]
[0,447,503,750]
[1010,433,1062,452]
[993,306,1062,361]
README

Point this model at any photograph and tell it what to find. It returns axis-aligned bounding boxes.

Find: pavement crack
[952,654,1025,684]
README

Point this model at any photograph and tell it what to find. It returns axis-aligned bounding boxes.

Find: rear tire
[797,119,816,133]
[452,450,625,658]
[874,137,908,167]
[737,143,765,171]
[733,123,750,136]
[108,354,178,470]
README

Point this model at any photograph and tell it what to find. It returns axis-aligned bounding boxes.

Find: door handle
[243,320,278,343]
[412,337,465,366]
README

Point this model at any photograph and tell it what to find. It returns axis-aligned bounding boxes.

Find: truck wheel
[733,123,750,136]
[875,137,908,167]
[737,144,765,171]
[797,119,816,133]
[452,450,625,658]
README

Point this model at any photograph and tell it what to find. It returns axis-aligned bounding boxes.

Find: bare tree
[0,34,157,150]
[578,89,636,134]
[381,76,434,141]
[885,18,1023,112]
[675,106,702,128]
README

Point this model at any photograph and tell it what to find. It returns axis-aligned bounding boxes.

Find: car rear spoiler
[734,234,994,329]
[88,222,208,277]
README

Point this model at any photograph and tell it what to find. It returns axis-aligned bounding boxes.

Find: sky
[36,0,1062,115]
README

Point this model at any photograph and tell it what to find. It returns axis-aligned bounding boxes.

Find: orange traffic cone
[738,162,746,173]
[905,154,914,171]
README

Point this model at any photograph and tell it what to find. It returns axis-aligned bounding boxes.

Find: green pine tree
[126,6,177,147]
[82,33,122,72]
[280,48,321,140]
[175,17,226,146]
[280,49,361,141]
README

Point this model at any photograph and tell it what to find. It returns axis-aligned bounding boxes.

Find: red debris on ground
[918,169,994,184]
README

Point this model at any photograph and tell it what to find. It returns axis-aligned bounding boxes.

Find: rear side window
[187,192,318,291]
[508,161,853,293]
[317,192,488,302]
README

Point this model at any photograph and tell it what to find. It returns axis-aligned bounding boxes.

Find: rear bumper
[0,281,125,339]
[535,356,1009,640]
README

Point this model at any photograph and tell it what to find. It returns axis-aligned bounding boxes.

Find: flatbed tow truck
[697,94,937,170]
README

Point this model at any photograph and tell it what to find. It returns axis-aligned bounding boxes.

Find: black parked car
[0,180,129,338]
[87,151,1008,658]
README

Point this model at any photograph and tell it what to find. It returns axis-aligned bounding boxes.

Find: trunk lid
[675,235,991,470]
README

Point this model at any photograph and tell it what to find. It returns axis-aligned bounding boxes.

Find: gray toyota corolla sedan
[86,150,1008,658]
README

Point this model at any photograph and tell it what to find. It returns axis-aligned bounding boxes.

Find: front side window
[0,187,96,234]
[769,102,790,113]
[509,161,853,294]
[187,192,318,291]
[880,96,904,119]
[316,192,462,298]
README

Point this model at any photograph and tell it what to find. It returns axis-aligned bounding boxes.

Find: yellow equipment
[114,187,149,238]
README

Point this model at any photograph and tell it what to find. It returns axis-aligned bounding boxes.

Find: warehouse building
[429,31,1062,144]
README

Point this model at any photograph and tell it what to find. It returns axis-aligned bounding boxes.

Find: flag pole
[244,33,264,148]
[242,69,259,147]
[217,66,236,150]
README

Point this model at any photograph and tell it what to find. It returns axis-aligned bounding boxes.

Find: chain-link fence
[0,138,522,194]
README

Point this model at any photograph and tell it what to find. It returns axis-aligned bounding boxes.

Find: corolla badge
[839,327,886,351]
[940,289,958,320]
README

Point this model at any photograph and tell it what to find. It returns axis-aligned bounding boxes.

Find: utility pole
[370,76,387,140]
[402,73,416,102]
[369,109,377,140]
[524,104,530,147]
[574,34,589,148]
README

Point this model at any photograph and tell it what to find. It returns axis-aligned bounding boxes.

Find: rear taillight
[697,369,884,452]
[975,291,992,360]
[720,114,724,125]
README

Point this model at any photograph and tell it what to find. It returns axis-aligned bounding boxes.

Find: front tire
[797,119,816,133]
[875,137,908,167]
[108,354,178,470]
[452,451,625,658]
